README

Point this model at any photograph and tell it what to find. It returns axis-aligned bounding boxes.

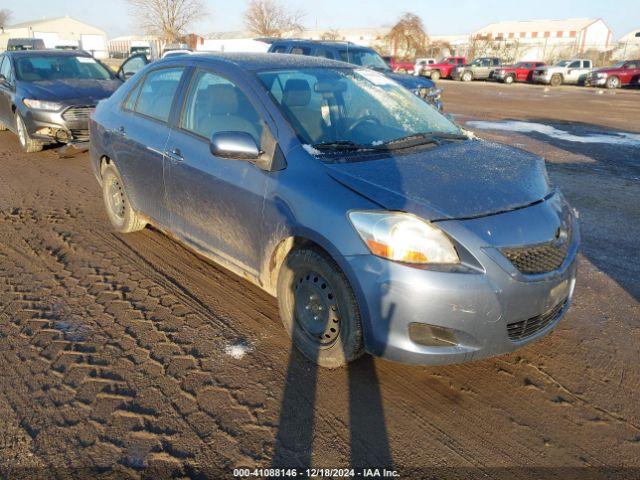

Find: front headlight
[23,99,64,111]
[348,211,460,264]
[596,72,607,78]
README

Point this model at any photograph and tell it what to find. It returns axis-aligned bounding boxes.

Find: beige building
[471,18,612,61]
[0,15,108,58]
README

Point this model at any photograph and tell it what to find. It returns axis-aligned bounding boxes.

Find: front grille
[70,129,90,142]
[507,300,566,341]
[62,105,94,122]
[502,222,571,275]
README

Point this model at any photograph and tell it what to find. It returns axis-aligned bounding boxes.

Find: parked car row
[418,55,640,89]
[0,46,580,369]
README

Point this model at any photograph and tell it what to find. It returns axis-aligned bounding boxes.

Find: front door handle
[165,147,183,162]
[113,126,126,137]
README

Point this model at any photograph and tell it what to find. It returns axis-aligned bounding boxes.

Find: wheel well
[99,155,112,176]
[265,236,333,295]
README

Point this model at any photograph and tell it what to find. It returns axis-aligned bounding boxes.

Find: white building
[613,28,640,59]
[0,15,108,58]
[471,18,612,61]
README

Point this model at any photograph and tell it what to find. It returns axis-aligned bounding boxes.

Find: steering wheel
[345,115,381,136]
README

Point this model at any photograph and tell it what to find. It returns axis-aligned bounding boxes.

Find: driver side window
[568,61,581,68]
[0,56,13,83]
[180,70,264,146]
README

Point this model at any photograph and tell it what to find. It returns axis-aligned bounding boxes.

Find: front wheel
[504,75,515,84]
[101,163,146,233]
[550,74,563,87]
[430,70,441,81]
[606,76,620,89]
[15,112,43,153]
[462,71,473,82]
[277,248,364,369]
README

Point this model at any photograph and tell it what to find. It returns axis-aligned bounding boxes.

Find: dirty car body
[0,50,122,149]
[90,53,579,366]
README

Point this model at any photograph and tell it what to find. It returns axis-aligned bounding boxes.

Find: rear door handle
[165,147,183,162]
[113,126,126,137]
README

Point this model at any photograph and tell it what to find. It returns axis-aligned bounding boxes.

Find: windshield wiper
[382,132,468,149]
[313,140,379,152]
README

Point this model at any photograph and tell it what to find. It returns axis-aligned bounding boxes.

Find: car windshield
[258,67,461,152]
[337,50,390,71]
[15,55,112,81]
[610,62,626,68]
[555,61,570,67]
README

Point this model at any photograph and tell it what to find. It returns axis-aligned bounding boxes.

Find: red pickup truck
[419,57,466,80]
[382,56,415,74]
[491,61,546,84]
[588,60,640,89]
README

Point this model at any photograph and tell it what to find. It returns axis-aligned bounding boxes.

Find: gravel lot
[0,80,638,479]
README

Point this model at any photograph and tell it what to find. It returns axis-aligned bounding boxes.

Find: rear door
[111,66,187,226]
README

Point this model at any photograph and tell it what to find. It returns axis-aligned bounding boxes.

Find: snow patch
[466,120,640,147]
[372,140,384,146]
[302,144,321,155]
[224,341,253,360]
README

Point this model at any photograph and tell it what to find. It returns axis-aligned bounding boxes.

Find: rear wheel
[277,247,364,369]
[462,71,473,82]
[15,112,43,153]
[606,76,620,89]
[430,70,441,81]
[550,74,563,87]
[101,163,146,233]
[504,74,515,84]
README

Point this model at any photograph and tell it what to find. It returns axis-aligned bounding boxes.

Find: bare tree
[125,0,206,43]
[384,12,429,59]
[0,9,12,30]
[320,29,341,41]
[243,0,304,38]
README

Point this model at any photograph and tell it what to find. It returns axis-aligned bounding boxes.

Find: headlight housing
[23,99,64,111]
[596,72,607,78]
[348,211,460,264]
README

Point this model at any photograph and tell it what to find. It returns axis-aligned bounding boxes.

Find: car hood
[19,78,122,103]
[326,140,552,221]
[592,67,619,74]
[384,71,435,89]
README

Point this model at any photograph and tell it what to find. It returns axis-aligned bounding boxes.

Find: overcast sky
[7,0,638,39]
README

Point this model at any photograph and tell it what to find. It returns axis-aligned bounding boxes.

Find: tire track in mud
[1,130,639,475]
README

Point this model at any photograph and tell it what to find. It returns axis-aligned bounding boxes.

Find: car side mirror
[210,131,261,160]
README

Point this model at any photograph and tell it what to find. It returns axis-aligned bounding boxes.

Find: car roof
[271,39,372,50]
[157,52,354,72]
[7,49,94,58]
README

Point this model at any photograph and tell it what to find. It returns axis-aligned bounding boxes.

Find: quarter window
[180,70,264,145]
[0,56,11,83]
[134,68,184,122]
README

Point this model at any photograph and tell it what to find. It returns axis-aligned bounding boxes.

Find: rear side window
[180,70,264,146]
[314,48,334,59]
[123,79,143,111]
[583,60,592,68]
[291,47,310,55]
[135,68,184,122]
[272,45,287,54]
[492,58,500,66]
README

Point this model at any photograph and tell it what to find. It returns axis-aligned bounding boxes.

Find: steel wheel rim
[106,176,126,220]
[293,271,340,346]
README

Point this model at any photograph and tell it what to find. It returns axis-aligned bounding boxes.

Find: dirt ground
[0,80,639,479]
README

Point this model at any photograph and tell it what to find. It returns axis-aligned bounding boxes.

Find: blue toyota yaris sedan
[90,53,579,368]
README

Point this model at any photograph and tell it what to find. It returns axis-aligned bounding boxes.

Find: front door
[0,56,15,128]
[111,66,186,226]
[165,68,272,276]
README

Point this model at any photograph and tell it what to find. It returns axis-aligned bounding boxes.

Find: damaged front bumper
[344,196,580,365]
[21,104,93,144]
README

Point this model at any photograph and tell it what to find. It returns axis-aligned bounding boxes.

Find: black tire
[15,112,43,153]
[277,247,364,369]
[430,70,441,81]
[504,74,515,84]
[605,76,620,89]
[101,163,146,233]
[550,74,563,87]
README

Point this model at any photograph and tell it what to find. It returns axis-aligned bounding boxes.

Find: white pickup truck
[531,59,593,86]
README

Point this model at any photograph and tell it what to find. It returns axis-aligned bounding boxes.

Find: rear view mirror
[210,131,261,160]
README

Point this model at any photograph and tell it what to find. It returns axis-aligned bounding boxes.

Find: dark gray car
[90,53,579,368]
[0,50,122,152]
